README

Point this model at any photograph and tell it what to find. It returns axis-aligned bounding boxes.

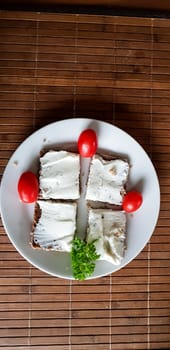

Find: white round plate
[0,118,160,279]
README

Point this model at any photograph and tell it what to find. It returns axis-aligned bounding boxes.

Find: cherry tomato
[18,171,39,203]
[122,191,143,213]
[78,129,97,157]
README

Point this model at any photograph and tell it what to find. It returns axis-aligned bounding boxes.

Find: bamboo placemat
[0,10,170,350]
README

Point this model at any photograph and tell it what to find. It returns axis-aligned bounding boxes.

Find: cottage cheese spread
[87,209,126,265]
[33,200,77,251]
[86,155,129,205]
[40,151,80,200]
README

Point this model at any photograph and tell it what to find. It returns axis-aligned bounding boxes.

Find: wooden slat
[0,10,170,350]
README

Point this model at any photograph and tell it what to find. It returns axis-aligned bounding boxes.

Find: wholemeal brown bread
[86,208,127,265]
[31,200,77,252]
[38,150,80,201]
[31,201,42,249]
[85,153,130,208]
[31,149,129,264]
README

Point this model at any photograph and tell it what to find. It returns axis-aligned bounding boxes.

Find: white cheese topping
[87,209,126,265]
[40,151,80,200]
[86,155,129,205]
[33,200,77,252]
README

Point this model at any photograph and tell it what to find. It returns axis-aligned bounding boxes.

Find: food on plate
[86,208,126,265]
[86,154,129,205]
[31,200,77,252]
[77,129,97,157]
[71,237,100,281]
[122,190,143,213]
[18,171,39,203]
[39,150,80,200]
[28,134,140,279]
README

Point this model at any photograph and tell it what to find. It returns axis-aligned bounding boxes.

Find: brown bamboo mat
[0,10,170,350]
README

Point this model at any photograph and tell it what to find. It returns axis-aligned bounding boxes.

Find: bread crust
[30,201,42,249]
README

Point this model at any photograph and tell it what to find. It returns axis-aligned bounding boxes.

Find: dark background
[1,0,170,17]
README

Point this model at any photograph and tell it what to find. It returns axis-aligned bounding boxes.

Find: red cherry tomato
[78,129,97,157]
[122,191,143,213]
[18,171,39,203]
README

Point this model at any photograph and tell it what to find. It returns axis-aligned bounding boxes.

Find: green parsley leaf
[71,237,100,281]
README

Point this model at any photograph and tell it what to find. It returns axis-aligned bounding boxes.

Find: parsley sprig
[71,237,100,281]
